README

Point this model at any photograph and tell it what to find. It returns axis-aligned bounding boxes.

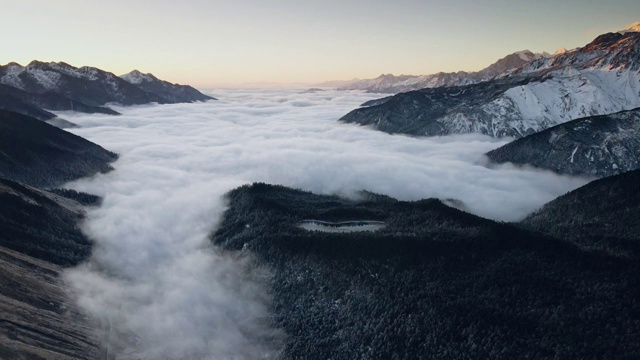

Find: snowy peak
[514,50,538,62]
[553,47,568,55]
[120,70,159,85]
[119,69,215,102]
[339,49,548,93]
[0,60,124,93]
[340,25,640,139]
[620,21,640,34]
[478,49,545,78]
[516,30,640,74]
[0,60,214,119]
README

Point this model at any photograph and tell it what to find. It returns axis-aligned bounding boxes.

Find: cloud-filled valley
[59,88,590,358]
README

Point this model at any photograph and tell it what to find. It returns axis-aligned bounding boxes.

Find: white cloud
[60,88,589,358]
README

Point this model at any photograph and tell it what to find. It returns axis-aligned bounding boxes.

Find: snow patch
[569,146,579,163]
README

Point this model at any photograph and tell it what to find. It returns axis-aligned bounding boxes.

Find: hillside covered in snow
[0,61,214,121]
[340,26,640,138]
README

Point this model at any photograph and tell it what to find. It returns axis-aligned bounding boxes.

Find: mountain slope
[0,89,57,120]
[340,30,640,138]
[0,83,119,117]
[337,50,546,94]
[0,61,214,119]
[0,61,166,106]
[520,169,640,257]
[342,75,545,137]
[486,108,640,177]
[121,70,215,102]
[212,183,640,360]
[0,177,100,358]
[0,110,117,187]
[0,178,93,266]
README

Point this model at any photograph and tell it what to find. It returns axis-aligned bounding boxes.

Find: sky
[2,0,638,86]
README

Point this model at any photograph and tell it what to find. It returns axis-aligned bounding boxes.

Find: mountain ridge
[120,69,216,103]
[340,30,640,138]
[336,49,548,94]
[0,61,214,121]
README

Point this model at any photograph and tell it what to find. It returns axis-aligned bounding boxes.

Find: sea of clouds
[59,88,589,359]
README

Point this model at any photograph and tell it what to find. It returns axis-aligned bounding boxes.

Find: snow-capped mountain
[340,28,640,138]
[337,50,548,94]
[0,61,165,106]
[486,108,640,178]
[0,61,214,120]
[619,21,640,34]
[120,70,215,103]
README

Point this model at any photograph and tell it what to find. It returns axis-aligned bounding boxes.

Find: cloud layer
[60,88,589,358]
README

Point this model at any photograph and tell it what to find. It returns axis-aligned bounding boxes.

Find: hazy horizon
[2,0,638,87]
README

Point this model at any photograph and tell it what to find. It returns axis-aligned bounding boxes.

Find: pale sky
[2,0,638,87]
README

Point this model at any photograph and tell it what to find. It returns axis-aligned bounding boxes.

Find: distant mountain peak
[120,70,159,84]
[0,60,214,119]
[513,50,536,61]
[26,60,47,68]
[554,47,568,55]
[340,27,640,138]
[620,21,640,33]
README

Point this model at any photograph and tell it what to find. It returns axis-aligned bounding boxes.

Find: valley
[0,13,639,360]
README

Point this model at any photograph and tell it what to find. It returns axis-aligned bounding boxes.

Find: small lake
[298,220,387,233]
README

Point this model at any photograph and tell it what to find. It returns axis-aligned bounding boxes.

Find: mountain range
[336,49,551,93]
[1,20,640,360]
[0,61,214,123]
[339,24,640,139]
